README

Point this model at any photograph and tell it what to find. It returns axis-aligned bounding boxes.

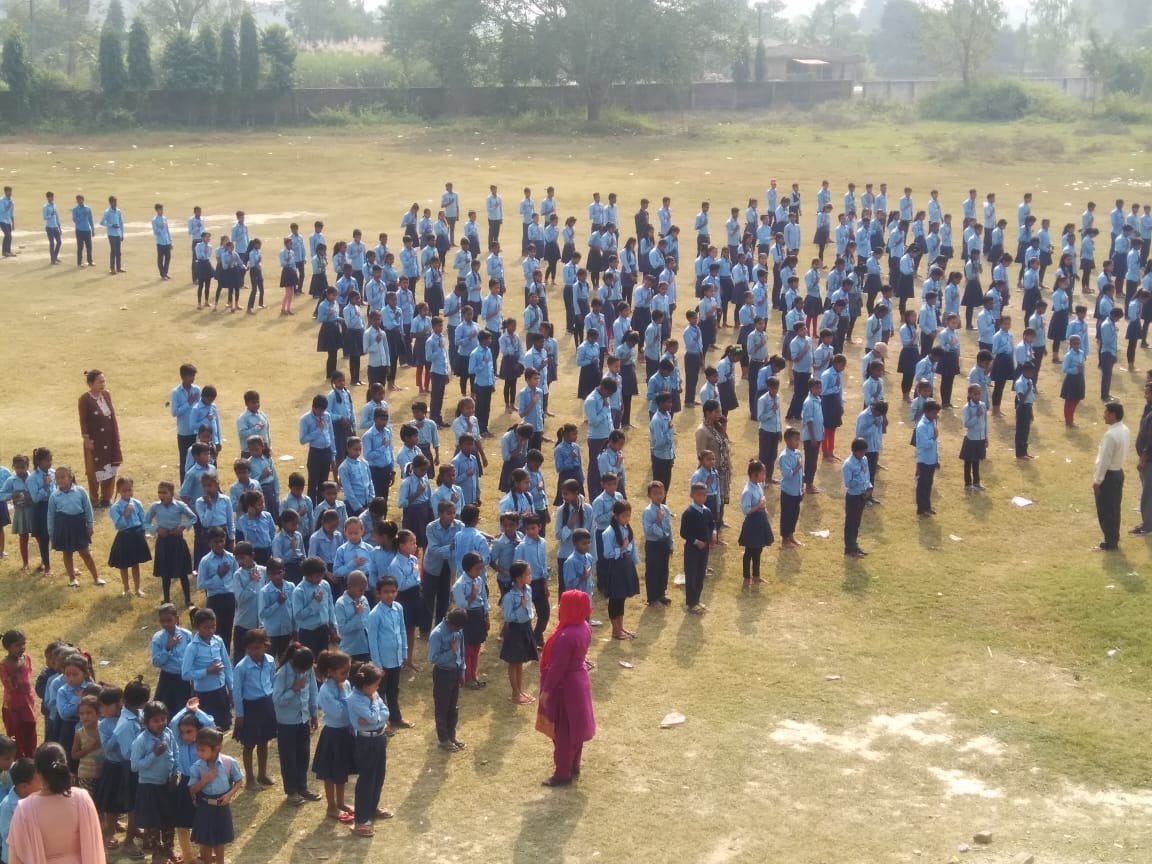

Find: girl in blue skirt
[128,701,177,861]
[232,628,277,790]
[189,726,244,864]
[313,650,357,823]
[171,700,216,864]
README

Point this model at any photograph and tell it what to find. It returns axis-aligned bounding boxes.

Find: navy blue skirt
[0,501,9,529]
[398,585,422,631]
[196,686,232,732]
[820,393,844,429]
[738,509,774,549]
[602,557,639,600]
[109,526,152,569]
[134,781,175,830]
[153,534,192,580]
[463,607,489,646]
[94,759,137,814]
[991,353,1014,383]
[173,776,196,829]
[401,503,432,548]
[313,725,357,783]
[317,320,343,353]
[718,379,739,413]
[344,327,366,358]
[192,797,234,846]
[155,670,191,716]
[237,695,277,747]
[499,621,539,664]
[51,511,89,553]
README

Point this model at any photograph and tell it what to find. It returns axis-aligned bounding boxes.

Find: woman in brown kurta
[78,369,122,506]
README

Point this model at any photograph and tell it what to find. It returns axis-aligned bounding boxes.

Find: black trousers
[474,384,494,434]
[381,666,403,723]
[0,221,10,255]
[432,667,460,743]
[644,540,669,603]
[353,735,386,824]
[915,463,936,513]
[430,372,449,423]
[77,230,93,265]
[531,578,550,643]
[684,353,702,405]
[487,219,501,248]
[369,466,394,517]
[108,236,122,271]
[803,441,820,485]
[207,593,237,656]
[307,446,332,503]
[651,457,673,493]
[683,543,708,607]
[177,433,196,482]
[780,492,801,537]
[1096,468,1124,548]
[277,723,312,795]
[421,564,451,636]
[787,372,809,419]
[844,493,866,553]
[759,430,781,481]
[1100,352,1116,399]
[1015,402,1033,456]
[156,243,172,277]
[46,227,62,262]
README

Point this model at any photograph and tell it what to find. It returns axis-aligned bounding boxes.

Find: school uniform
[428,620,465,744]
[679,503,714,609]
[499,584,538,666]
[778,445,803,537]
[738,480,773,551]
[151,625,194,713]
[271,662,317,797]
[189,753,243,846]
[347,688,389,825]
[258,578,296,657]
[47,485,93,553]
[94,712,136,816]
[914,415,939,514]
[181,630,234,731]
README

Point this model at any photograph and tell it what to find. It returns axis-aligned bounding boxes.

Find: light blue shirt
[273,662,318,726]
[181,632,233,692]
[914,416,939,464]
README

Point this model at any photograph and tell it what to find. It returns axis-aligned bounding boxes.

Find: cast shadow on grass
[841,559,871,596]
[1104,551,1145,593]
[471,682,533,777]
[395,746,458,836]
[917,512,942,551]
[511,785,588,864]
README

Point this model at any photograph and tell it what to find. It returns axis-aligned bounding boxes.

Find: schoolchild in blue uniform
[188,727,244,861]
[129,701,177,858]
[181,606,234,732]
[151,603,193,714]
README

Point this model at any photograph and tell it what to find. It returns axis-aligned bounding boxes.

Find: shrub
[919,77,1078,123]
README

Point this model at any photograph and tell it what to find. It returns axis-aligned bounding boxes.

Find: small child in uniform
[232,628,277,790]
[151,603,193,713]
[188,727,244,864]
[272,643,320,805]
[107,476,152,597]
[313,651,356,823]
[738,460,773,585]
[47,465,104,588]
[428,608,469,749]
[347,664,391,837]
[452,552,491,689]
[128,700,177,863]
[145,481,196,607]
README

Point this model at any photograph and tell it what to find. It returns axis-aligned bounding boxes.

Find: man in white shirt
[1093,400,1131,551]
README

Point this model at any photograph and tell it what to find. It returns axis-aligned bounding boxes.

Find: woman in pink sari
[8,743,105,864]
[536,590,596,787]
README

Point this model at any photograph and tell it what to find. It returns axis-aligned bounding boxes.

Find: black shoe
[1129,526,1150,536]
[541,776,573,787]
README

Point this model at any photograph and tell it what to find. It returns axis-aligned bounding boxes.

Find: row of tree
[2,0,298,115]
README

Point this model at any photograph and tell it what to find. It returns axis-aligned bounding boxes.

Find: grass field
[2,112,1152,863]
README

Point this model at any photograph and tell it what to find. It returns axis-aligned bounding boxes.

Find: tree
[239,11,260,91]
[219,21,239,91]
[920,0,1004,84]
[754,39,767,82]
[285,0,372,43]
[105,0,126,35]
[260,24,297,91]
[382,0,487,88]
[127,18,154,92]
[193,24,218,89]
[492,0,732,122]
[98,23,128,98]
[867,0,925,78]
[1030,0,1077,75]
[160,30,196,88]
[140,0,214,37]
[1,33,32,117]
[754,0,789,41]
[732,27,751,83]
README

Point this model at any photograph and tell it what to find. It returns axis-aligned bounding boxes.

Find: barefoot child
[71,695,102,797]
[499,563,538,706]
[0,456,34,572]
[145,482,195,607]
[738,460,773,585]
[601,500,640,639]
[313,650,355,823]
[188,727,243,864]
[47,465,104,588]
[171,698,216,864]
[0,631,36,758]
[108,477,151,597]
[451,552,490,689]
[128,701,177,864]
[232,629,277,791]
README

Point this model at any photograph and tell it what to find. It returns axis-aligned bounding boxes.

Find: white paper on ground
[673,573,686,586]
[1010,496,1033,507]
[808,529,830,539]
[660,712,686,728]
